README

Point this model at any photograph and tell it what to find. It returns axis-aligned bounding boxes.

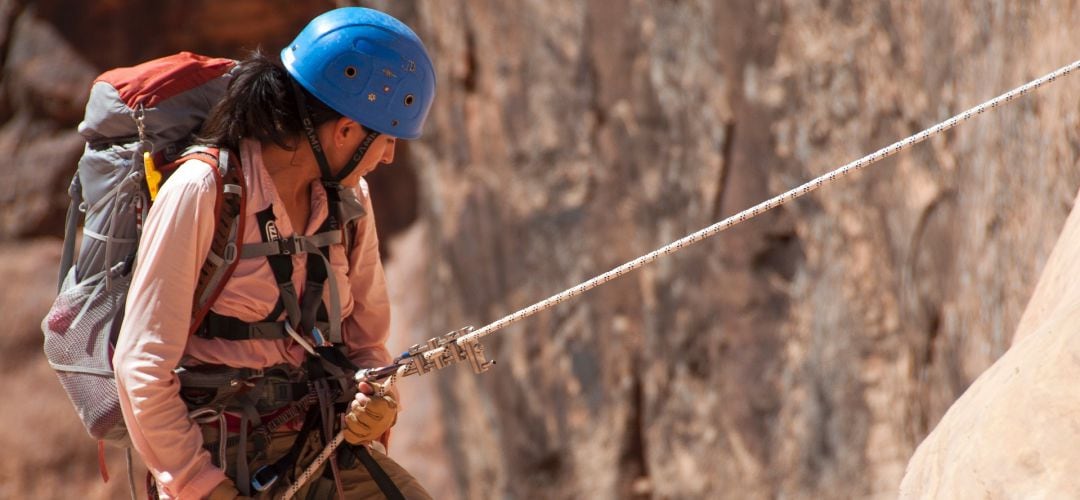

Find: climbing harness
[264,8,437,494]
[284,59,1080,497]
[182,194,366,497]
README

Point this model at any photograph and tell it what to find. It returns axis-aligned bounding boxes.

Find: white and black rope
[445,58,1080,356]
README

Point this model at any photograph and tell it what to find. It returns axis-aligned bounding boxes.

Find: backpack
[40,52,245,444]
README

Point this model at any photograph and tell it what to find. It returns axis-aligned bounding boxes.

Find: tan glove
[206,478,251,500]
[343,383,398,445]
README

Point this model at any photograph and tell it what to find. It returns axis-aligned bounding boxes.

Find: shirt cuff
[175,462,228,500]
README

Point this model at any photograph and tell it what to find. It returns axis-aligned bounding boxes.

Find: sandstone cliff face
[3,0,1079,499]
[391,1,1080,498]
[900,199,1080,497]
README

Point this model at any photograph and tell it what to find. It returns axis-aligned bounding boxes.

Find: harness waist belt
[197,311,331,341]
[178,364,310,412]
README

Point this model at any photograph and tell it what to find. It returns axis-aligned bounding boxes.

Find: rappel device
[283,58,1080,499]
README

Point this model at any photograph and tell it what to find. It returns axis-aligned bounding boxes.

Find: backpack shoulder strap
[172,147,246,335]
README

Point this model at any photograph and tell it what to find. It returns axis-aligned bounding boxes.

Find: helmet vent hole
[404,94,415,106]
[344,66,358,78]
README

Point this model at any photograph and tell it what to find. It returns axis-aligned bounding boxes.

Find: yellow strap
[144,152,162,201]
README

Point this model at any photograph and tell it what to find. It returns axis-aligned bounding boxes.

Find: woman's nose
[381,138,396,164]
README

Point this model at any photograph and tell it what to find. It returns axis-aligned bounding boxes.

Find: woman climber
[112,7,435,499]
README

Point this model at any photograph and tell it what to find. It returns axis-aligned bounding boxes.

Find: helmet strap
[291,79,337,182]
[336,128,382,182]
[290,79,382,184]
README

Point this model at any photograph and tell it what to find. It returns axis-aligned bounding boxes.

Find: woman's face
[319,117,397,187]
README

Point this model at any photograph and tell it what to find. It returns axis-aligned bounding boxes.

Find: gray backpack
[41,52,245,443]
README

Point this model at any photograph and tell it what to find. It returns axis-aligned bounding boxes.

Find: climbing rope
[282,432,347,499]
[281,58,1080,498]
[280,378,400,500]
[428,57,1080,364]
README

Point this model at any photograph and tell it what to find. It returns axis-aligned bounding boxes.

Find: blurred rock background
[2,0,1079,498]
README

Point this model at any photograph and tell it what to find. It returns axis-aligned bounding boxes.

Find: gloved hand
[206,478,250,500]
[343,382,398,445]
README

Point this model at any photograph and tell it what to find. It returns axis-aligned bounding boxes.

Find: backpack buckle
[222,242,238,264]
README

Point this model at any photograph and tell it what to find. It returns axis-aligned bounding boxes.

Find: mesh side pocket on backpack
[42,268,131,440]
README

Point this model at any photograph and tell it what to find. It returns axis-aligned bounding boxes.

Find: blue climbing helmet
[281,7,436,140]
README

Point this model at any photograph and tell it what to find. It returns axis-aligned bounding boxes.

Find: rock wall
[390,1,1080,498]
[3,0,1080,498]
[900,196,1080,497]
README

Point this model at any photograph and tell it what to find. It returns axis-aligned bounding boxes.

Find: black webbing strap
[291,79,335,182]
[297,215,339,345]
[322,180,344,238]
[249,403,321,493]
[299,248,328,341]
[314,379,346,497]
[314,345,358,374]
[196,311,333,341]
[255,206,303,327]
[262,300,286,324]
[347,445,405,500]
[234,393,262,497]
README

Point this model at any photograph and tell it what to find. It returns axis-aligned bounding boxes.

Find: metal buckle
[273,382,293,402]
[222,242,237,264]
[278,237,305,255]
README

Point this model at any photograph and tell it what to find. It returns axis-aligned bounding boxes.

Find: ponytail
[198,49,341,152]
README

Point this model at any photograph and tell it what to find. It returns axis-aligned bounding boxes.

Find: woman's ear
[335,117,360,147]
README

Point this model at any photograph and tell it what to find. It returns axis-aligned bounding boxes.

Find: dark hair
[197,49,342,152]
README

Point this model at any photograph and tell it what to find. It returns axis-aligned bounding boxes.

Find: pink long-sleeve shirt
[113,139,393,499]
